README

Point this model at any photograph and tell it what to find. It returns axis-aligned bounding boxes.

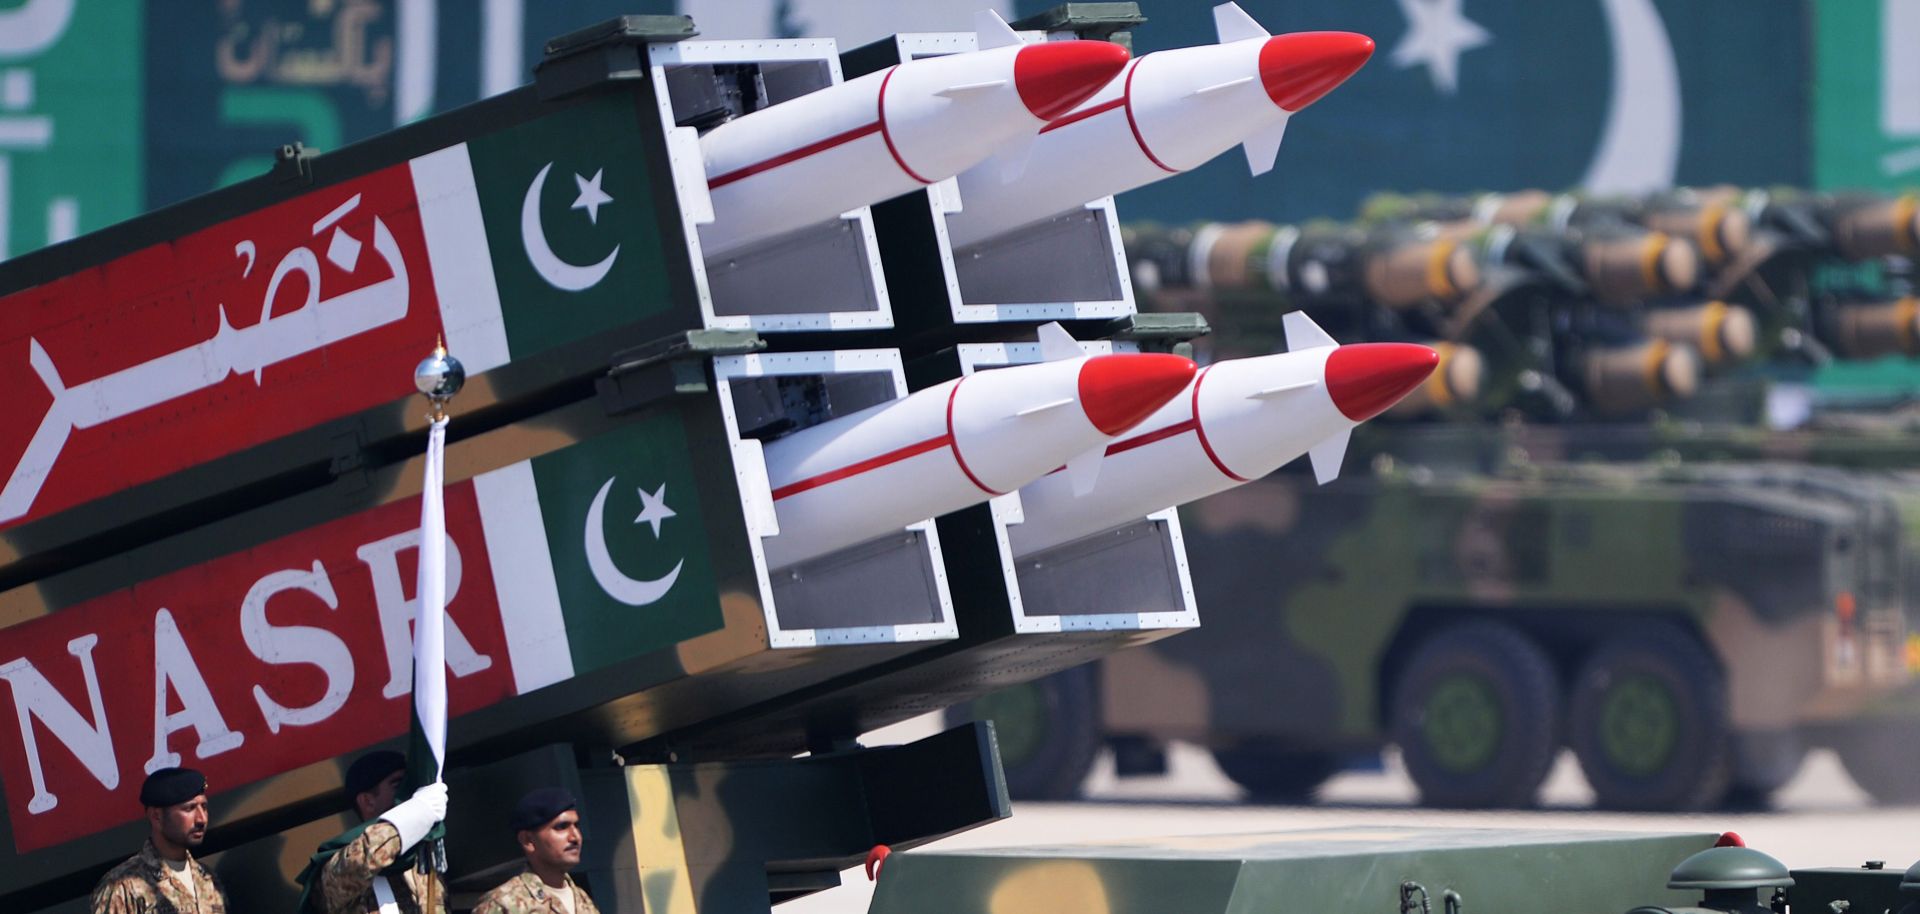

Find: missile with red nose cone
[760,327,1196,569]
[1006,313,1435,557]
[697,12,1131,257]
[944,3,1373,249]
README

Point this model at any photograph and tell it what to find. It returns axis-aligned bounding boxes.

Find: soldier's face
[522,811,583,871]
[356,770,405,820]
[151,794,208,849]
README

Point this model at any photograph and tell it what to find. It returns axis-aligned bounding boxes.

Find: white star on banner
[571,169,614,224]
[634,483,676,538]
[1391,0,1491,96]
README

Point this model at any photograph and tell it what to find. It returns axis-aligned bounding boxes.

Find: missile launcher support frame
[0,6,1229,911]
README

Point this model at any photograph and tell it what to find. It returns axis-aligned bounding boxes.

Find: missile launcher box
[0,15,1006,909]
[841,8,1148,343]
[950,339,1199,632]
[649,337,1201,760]
[605,5,1216,762]
[635,30,895,332]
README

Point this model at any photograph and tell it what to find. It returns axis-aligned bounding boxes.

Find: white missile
[697,12,1131,257]
[1006,313,1436,557]
[760,327,1196,569]
[944,4,1373,249]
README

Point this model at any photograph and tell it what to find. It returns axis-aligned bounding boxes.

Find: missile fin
[934,79,1011,98]
[1065,445,1104,496]
[1015,397,1075,416]
[1213,2,1272,43]
[1282,309,1339,352]
[1307,426,1351,484]
[996,132,1037,182]
[734,438,781,537]
[975,9,1023,50]
[1191,75,1256,98]
[1036,321,1084,361]
[1247,379,1316,399]
[1242,117,1288,176]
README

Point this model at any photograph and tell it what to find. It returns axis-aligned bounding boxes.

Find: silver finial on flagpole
[413,336,465,422]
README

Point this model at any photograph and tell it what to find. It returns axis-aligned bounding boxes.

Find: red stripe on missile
[1104,417,1198,456]
[1188,367,1250,481]
[1121,63,1178,174]
[1039,96,1126,134]
[877,66,935,185]
[708,120,886,190]
[770,378,999,502]
[947,377,1001,495]
[771,433,953,501]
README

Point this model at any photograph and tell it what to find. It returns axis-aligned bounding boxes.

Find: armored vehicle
[956,187,1920,811]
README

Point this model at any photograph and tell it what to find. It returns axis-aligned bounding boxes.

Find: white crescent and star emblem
[1579,0,1681,194]
[521,162,621,292]
[1390,0,1679,194]
[584,477,683,607]
[1390,0,1490,95]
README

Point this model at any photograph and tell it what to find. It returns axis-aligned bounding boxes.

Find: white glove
[378,782,448,853]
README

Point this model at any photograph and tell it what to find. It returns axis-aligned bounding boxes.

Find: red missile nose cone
[1014,39,1131,120]
[1078,353,1197,435]
[1259,31,1374,111]
[1325,343,1438,422]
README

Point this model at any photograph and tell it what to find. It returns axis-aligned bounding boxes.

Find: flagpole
[411,339,464,904]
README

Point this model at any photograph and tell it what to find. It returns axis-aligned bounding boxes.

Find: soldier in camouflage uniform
[471,788,601,914]
[90,767,228,914]
[298,751,451,914]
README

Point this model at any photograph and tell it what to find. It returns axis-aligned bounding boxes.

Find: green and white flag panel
[408,92,681,379]
[472,411,724,693]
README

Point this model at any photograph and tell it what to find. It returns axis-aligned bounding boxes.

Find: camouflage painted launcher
[1127,185,1917,420]
[868,827,1718,914]
[870,826,1920,914]
[0,6,1208,912]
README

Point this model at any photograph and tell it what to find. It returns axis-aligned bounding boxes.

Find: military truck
[955,187,1920,811]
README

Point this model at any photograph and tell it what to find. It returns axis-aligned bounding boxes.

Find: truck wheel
[1211,742,1341,803]
[1567,630,1730,811]
[1833,717,1920,804]
[1723,730,1806,809]
[945,667,1101,801]
[1389,621,1560,808]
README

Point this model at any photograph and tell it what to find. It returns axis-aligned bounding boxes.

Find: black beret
[344,751,406,802]
[140,768,206,808]
[509,787,577,832]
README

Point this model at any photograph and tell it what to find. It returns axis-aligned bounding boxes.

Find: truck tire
[1832,717,1920,804]
[1723,730,1806,809]
[1211,742,1341,803]
[1567,629,1730,811]
[1389,621,1561,808]
[945,667,1101,801]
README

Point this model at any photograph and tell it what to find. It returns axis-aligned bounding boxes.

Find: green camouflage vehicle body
[867,827,1718,914]
[867,825,1919,914]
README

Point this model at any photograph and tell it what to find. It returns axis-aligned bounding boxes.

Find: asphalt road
[782,718,1920,913]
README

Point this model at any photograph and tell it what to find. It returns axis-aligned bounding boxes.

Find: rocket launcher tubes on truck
[696,11,1130,257]
[1007,313,1435,557]
[760,324,1195,569]
[943,3,1373,249]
